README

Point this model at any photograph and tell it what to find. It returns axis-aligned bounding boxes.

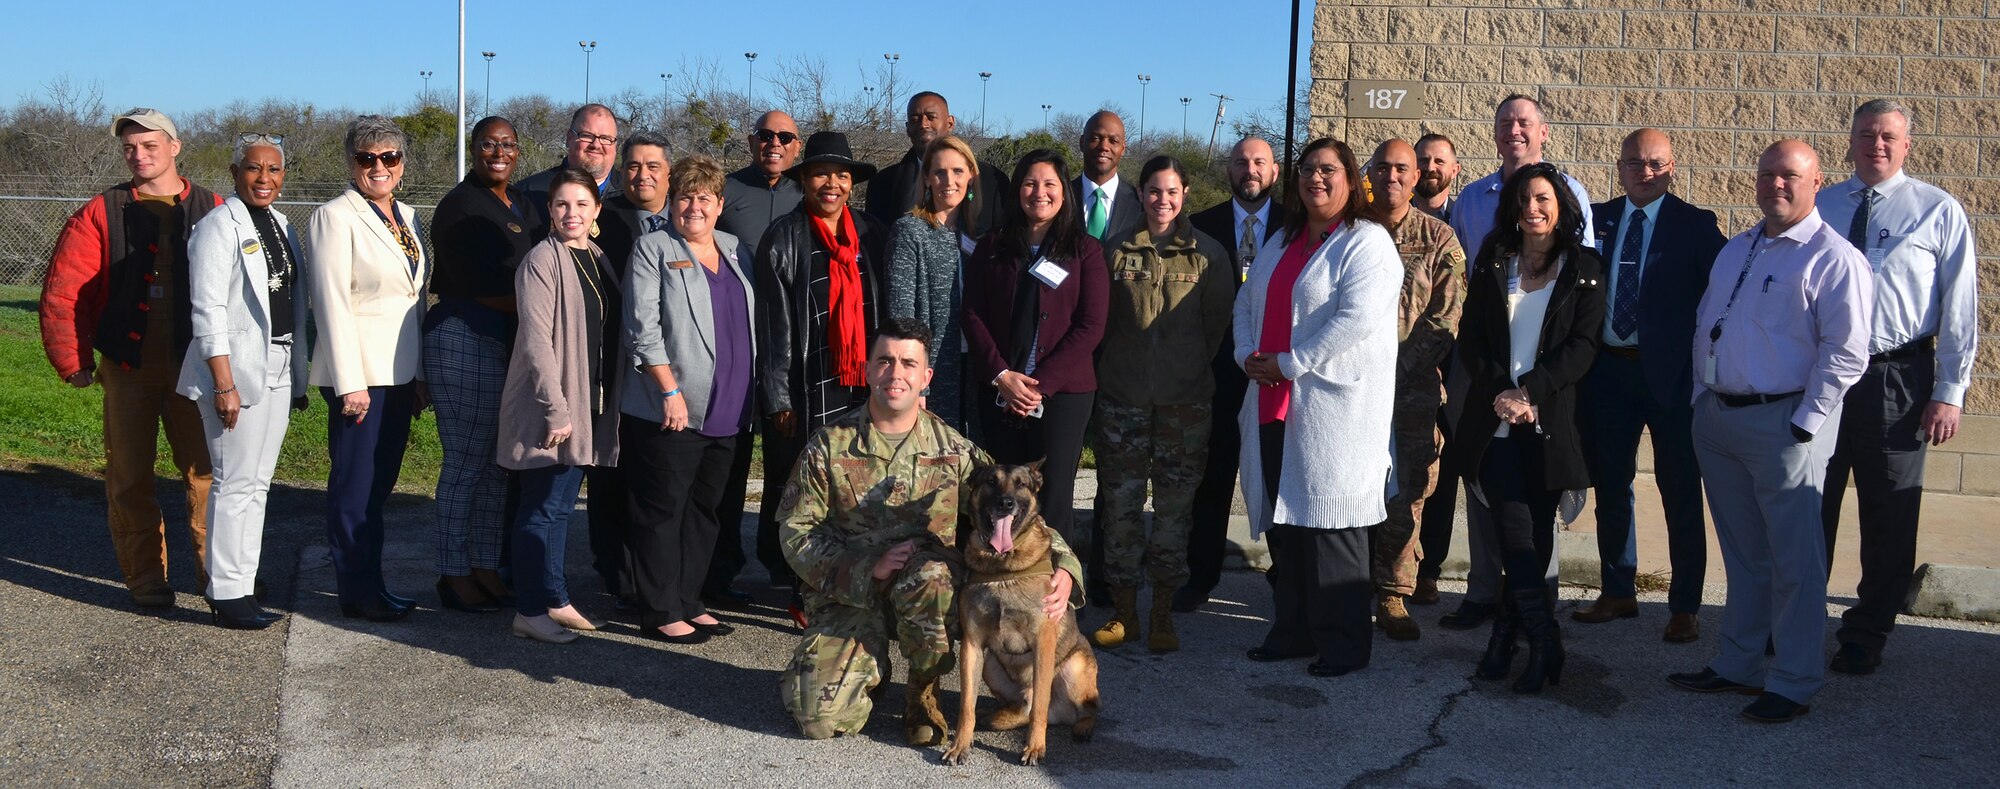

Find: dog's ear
[1022,458,1045,491]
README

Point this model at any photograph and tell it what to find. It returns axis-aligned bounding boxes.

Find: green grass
[0,285,442,493]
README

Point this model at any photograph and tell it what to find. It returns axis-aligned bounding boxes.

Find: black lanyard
[1708,225,1768,344]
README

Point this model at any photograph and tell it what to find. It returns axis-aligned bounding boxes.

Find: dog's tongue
[990,514,1015,554]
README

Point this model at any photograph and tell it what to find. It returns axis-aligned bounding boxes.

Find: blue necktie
[1847,188,1875,251]
[645,214,668,234]
[1611,212,1645,341]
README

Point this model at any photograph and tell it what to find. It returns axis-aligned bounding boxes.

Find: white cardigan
[1233,220,1402,536]
[175,196,311,407]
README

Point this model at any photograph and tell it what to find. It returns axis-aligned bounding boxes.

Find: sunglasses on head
[238,132,285,146]
[353,150,404,168]
[753,129,798,145]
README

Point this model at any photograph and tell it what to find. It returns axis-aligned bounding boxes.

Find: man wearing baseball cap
[40,108,224,608]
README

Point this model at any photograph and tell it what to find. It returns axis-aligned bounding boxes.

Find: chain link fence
[0,187,440,287]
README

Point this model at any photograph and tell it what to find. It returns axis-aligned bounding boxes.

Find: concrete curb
[1906,563,2000,623]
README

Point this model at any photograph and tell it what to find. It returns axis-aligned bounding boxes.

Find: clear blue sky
[1,0,1310,136]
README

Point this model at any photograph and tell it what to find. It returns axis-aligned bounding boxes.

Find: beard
[1232,179,1267,203]
[1414,176,1447,199]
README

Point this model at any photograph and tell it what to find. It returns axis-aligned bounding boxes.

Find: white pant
[200,343,293,599]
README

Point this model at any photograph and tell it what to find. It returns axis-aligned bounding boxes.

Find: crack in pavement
[1342,682,1477,789]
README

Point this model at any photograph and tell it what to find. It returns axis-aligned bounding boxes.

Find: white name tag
[1703,354,1718,386]
[1029,257,1068,289]
[1866,246,1889,273]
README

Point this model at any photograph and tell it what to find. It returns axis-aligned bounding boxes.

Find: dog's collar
[966,556,1055,585]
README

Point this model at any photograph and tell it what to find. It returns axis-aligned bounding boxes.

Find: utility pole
[579,41,597,104]
[481,52,496,117]
[1136,74,1151,143]
[1207,94,1233,159]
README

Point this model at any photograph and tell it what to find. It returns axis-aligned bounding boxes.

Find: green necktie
[1086,186,1108,239]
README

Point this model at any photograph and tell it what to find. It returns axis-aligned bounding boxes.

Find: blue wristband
[662,388,681,398]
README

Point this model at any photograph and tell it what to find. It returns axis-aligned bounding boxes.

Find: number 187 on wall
[1345,80,1426,120]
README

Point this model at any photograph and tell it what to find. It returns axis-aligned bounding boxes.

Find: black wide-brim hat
[785,131,877,183]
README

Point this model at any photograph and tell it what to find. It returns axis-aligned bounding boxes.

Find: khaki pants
[98,351,212,595]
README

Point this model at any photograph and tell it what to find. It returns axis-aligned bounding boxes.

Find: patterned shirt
[1386,209,1467,413]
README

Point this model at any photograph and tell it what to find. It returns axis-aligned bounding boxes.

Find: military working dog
[942,462,1100,766]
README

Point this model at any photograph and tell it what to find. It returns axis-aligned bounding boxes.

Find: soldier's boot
[1091,587,1140,648]
[903,671,949,746]
[1378,594,1422,641]
[1146,586,1179,653]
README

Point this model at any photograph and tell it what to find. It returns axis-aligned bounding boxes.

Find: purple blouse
[701,262,754,438]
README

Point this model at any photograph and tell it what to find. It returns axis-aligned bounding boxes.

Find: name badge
[1029,257,1068,289]
[1866,246,1889,273]
[507,222,524,234]
[1703,354,1718,386]
[241,239,261,256]
[666,259,694,270]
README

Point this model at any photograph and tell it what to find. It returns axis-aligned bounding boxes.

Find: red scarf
[810,207,866,386]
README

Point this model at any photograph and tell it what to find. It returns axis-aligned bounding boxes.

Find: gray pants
[1693,391,1839,704]
[1464,478,1560,605]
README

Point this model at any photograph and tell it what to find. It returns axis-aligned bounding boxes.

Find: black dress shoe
[1666,668,1762,695]
[690,620,736,636]
[1829,643,1881,675]
[342,598,413,622]
[612,595,639,613]
[1438,600,1494,630]
[436,578,501,613]
[207,596,280,630]
[642,625,712,645]
[381,589,415,609]
[1246,647,1313,663]
[1171,586,1207,614]
[1306,660,1365,678]
[1740,691,1811,723]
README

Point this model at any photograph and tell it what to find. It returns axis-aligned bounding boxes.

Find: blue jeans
[512,464,585,617]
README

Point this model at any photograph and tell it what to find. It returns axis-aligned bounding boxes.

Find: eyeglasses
[572,130,618,148]
[753,129,799,145]
[238,132,285,146]
[1619,158,1673,172]
[353,150,405,168]
[476,140,521,154]
[1299,164,1343,181]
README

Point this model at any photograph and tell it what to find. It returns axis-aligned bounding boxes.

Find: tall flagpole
[456,0,467,179]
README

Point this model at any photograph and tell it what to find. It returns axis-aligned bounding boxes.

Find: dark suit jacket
[592,194,658,285]
[1076,175,1141,246]
[1590,194,1727,409]
[1190,200,1283,410]
[960,236,1108,395]
[518,161,625,237]
[864,148,1014,238]
[1450,246,1607,491]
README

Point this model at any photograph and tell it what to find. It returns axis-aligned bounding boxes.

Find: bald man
[1669,139,1871,724]
[719,110,805,263]
[1575,129,1727,643]
[1077,111,1140,243]
[1364,139,1466,641]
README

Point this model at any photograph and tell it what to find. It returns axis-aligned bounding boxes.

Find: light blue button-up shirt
[1448,166,1596,264]
[1691,209,1874,435]
[1815,171,1979,407]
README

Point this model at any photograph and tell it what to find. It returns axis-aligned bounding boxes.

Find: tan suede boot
[1147,586,1179,653]
[1378,594,1421,641]
[1091,587,1139,648]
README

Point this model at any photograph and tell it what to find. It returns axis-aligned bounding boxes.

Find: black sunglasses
[353,150,405,168]
[753,129,798,145]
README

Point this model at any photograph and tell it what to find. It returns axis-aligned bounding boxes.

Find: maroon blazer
[961,236,1108,395]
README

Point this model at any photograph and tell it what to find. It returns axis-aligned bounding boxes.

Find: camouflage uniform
[1094,219,1234,592]
[777,407,1084,739]
[1377,210,1467,597]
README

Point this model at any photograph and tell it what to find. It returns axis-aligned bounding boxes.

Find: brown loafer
[1571,595,1639,623]
[1663,613,1700,643]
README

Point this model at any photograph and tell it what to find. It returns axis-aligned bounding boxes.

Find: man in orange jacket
[40,108,222,608]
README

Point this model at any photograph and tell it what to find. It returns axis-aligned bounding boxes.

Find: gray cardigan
[619,227,756,430]
[176,196,311,407]
[497,236,622,470]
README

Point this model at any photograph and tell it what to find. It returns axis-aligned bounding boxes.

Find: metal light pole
[1041,104,1052,128]
[579,41,598,103]
[979,72,992,130]
[1136,74,1151,143]
[1180,97,1192,138]
[863,86,875,126]
[659,73,673,126]
[481,52,495,116]
[744,52,758,103]
[419,70,433,106]
[882,53,901,110]
[456,1,465,180]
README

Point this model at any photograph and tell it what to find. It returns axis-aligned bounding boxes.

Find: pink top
[1257,230,1330,423]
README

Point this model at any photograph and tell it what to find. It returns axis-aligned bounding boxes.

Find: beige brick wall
[1313,0,2000,495]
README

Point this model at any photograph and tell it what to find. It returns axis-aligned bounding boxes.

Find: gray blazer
[176,196,311,407]
[620,227,755,430]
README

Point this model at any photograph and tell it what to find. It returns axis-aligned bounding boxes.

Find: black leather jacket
[754,208,889,417]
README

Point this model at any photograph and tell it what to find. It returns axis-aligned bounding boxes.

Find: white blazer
[307,188,429,395]
[176,196,311,407]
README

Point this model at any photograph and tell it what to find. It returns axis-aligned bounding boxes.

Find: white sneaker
[512,613,579,644]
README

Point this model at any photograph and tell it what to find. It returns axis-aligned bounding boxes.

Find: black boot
[1511,586,1565,694]
[207,596,281,630]
[1475,592,1520,680]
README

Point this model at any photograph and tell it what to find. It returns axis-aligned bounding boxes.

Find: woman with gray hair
[308,115,431,622]
[175,133,307,629]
